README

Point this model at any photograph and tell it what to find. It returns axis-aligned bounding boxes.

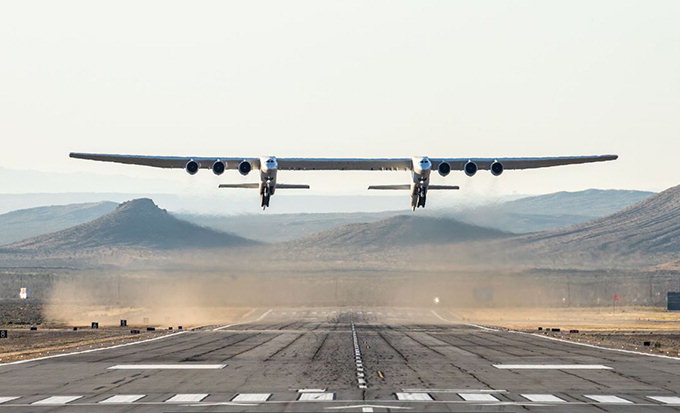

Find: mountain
[0,202,117,245]
[177,211,397,243]
[447,189,654,233]
[179,189,654,242]
[3,198,256,251]
[516,184,680,263]
[293,215,509,249]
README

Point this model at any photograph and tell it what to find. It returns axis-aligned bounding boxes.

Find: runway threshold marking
[99,395,145,404]
[493,364,612,370]
[232,393,272,402]
[298,392,334,401]
[165,394,209,403]
[32,396,82,405]
[403,389,506,393]
[0,397,19,404]
[584,395,633,404]
[458,393,500,402]
[648,396,680,405]
[108,364,226,369]
[395,392,433,401]
[521,394,566,403]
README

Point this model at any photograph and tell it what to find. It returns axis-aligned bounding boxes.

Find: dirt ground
[452,306,680,358]
[0,301,255,363]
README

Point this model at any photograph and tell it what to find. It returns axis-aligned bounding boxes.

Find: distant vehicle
[70,153,617,210]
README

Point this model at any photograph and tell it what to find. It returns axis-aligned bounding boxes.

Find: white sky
[0,1,678,204]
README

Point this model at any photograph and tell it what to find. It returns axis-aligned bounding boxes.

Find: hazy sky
[1,1,678,203]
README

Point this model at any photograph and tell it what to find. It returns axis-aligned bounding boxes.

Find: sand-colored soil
[0,328,171,363]
[452,306,680,358]
[453,306,680,331]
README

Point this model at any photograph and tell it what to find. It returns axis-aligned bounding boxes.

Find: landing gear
[260,185,271,209]
[411,185,427,211]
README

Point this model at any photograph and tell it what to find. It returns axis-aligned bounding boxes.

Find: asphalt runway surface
[0,308,679,412]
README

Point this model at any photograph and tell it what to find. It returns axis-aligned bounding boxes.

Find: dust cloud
[41,246,680,327]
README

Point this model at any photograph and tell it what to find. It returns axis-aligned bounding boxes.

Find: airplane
[69,153,618,210]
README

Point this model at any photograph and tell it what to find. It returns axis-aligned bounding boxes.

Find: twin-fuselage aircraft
[70,153,618,210]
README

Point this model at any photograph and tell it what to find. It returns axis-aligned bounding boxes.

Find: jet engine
[238,160,252,176]
[185,160,200,175]
[438,162,451,177]
[211,160,225,175]
[464,161,478,177]
[490,161,504,176]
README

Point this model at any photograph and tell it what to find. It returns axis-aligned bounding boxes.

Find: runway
[0,308,679,412]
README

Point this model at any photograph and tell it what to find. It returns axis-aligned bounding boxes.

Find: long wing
[432,155,618,171]
[69,153,259,169]
[70,153,617,171]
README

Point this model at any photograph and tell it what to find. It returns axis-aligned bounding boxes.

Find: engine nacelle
[438,162,451,177]
[211,160,225,175]
[238,160,252,176]
[490,161,504,176]
[185,160,200,175]
[464,161,478,177]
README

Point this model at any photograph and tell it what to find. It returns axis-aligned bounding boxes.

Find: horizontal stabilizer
[218,183,259,189]
[368,184,411,190]
[428,185,460,190]
[276,184,310,189]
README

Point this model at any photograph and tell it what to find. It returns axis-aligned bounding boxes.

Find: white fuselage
[410,157,432,208]
[259,156,278,195]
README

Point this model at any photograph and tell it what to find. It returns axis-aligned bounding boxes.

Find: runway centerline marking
[584,395,633,404]
[521,394,566,403]
[165,394,208,403]
[32,396,82,405]
[99,395,145,404]
[108,364,225,370]
[494,364,612,370]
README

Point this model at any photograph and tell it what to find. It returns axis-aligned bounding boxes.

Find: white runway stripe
[521,394,565,403]
[458,393,499,402]
[0,397,19,404]
[99,395,145,404]
[584,395,633,404]
[232,393,271,402]
[298,392,334,401]
[395,392,433,401]
[494,364,611,370]
[648,396,680,404]
[109,364,225,369]
[32,396,82,405]
[165,394,208,403]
